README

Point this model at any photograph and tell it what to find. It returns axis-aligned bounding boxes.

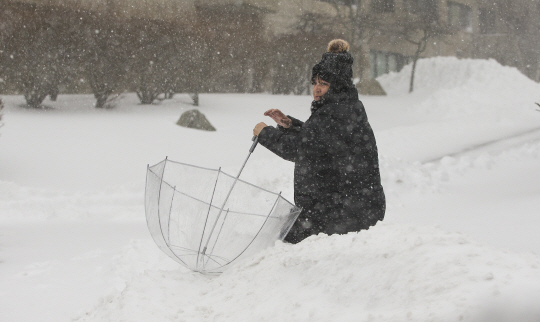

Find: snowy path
[424,126,540,162]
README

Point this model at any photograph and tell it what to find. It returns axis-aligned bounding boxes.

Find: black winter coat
[258,88,385,243]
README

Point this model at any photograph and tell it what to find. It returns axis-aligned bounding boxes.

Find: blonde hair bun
[327,39,350,53]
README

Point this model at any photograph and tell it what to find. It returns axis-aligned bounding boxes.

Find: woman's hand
[264,109,292,128]
[253,122,268,136]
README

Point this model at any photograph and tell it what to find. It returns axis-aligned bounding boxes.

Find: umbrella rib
[214,194,281,272]
[158,158,187,265]
[196,168,221,270]
[168,246,230,263]
[200,148,255,259]
[166,159,220,172]
[159,178,276,218]
[154,158,188,267]
[203,253,228,267]
[164,159,293,201]
[203,208,230,268]
[167,185,176,244]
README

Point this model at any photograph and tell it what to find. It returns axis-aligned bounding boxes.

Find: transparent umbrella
[145,137,301,275]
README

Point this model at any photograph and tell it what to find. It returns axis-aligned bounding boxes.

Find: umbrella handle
[250,135,259,153]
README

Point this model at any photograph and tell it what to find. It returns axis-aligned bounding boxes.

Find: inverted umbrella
[145,137,301,275]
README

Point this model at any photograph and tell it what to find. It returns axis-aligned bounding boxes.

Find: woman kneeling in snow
[253,39,385,244]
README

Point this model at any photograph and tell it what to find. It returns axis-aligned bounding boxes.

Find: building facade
[264,0,538,81]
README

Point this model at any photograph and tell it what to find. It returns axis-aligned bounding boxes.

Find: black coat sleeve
[257,116,303,162]
[288,115,304,128]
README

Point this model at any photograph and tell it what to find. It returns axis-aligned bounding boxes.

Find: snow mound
[380,139,540,194]
[378,57,540,116]
[76,223,540,322]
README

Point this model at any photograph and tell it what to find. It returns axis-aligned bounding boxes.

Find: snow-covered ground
[1,57,540,321]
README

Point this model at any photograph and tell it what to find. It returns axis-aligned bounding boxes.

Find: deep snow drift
[1,57,540,322]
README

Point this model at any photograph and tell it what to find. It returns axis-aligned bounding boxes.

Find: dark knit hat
[311,39,354,94]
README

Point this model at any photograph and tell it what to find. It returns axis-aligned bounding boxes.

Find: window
[447,1,472,32]
[404,0,439,21]
[370,50,409,78]
[478,8,496,34]
[371,0,395,13]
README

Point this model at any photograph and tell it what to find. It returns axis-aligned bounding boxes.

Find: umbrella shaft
[200,138,258,263]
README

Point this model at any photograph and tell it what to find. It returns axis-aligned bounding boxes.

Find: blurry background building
[1,0,538,106]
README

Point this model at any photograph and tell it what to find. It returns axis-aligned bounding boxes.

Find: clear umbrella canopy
[145,158,301,275]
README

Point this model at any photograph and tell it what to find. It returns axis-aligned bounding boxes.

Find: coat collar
[311,87,359,113]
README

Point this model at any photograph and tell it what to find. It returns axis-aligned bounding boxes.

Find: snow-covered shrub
[83,17,129,109]
[102,93,125,109]
[135,76,161,105]
[6,13,65,108]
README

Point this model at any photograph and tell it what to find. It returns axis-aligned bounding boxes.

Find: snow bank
[378,57,540,116]
[373,57,540,163]
[75,223,540,322]
[381,139,540,197]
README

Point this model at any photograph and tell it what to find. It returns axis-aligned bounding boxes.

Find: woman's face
[312,76,330,101]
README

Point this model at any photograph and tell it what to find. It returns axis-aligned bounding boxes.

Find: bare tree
[0,5,84,107]
[320,0,380,79]
[125,18,166,105]
[83,13,129,108]
[270,12,337,95]
[381,9,454,92]
[194,6,267,94]
[0,3,24,95]
[3,17,59,107]
[175,32,208,106]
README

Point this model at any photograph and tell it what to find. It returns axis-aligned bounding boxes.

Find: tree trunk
[136,90,159,105]
[409,54,419,93]
[88,68,115,109]
[535,55,540,82]
[49,85,59,101]
[94,91,111,108]
[409,35,428,93]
